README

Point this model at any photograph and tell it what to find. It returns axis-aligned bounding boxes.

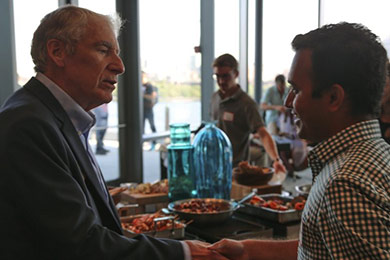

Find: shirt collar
[273,85,290,98]
[218,84,243,101]
[35,72,95,136]
[308,119,382,181]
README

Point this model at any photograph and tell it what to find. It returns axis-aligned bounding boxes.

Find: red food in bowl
[233,161,274,185]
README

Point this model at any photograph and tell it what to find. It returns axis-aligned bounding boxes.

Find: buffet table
[118,180,301,242]
[118,193,301,243]
[183,211,300,242]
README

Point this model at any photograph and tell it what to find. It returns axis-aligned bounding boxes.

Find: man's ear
[327,84,345,112]
[46,39,66,67]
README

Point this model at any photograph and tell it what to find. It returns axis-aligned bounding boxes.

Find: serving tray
[121,214,185,239]
[238,193,302,223]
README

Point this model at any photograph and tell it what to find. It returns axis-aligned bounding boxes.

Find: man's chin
[90,95,112,110]
[297,131,305,140]
[101,93,113,103]
[296,127,306,140]
[297,130,317,146]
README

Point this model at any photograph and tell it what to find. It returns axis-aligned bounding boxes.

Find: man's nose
[111,54,125,75]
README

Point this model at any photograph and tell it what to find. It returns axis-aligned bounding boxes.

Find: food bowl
[168,198,239,225]
[233,166,274,186]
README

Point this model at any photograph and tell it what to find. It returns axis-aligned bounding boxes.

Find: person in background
[93,103,110,155]
[260,74,289,135]
[142,71,158,150]
[0,5,225,260]
[262,74,308,174]
[210,53,286,174]
[209,22,390,259]
[277,108,309,173]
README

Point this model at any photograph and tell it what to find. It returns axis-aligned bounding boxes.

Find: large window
[140,0,201,135]
[215,0,240,59]
[321,0,390,56]
[139,0,201,182]
[12,1,390,185]
[13,0,58,86]
[261,0,318,90]
[214,0,240,94]
[247,0,257,98]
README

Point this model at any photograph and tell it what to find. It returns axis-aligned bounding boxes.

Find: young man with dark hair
[210,23,390,260]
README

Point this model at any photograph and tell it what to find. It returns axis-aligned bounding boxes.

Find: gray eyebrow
[95,41,120,54]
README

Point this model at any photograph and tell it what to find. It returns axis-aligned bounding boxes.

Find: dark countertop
[183,211,300,243]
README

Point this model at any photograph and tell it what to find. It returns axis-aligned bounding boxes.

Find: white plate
[267,171,286,185]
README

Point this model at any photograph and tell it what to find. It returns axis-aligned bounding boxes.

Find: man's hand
[208,239,248,260]
[273,159,286,174]
[209,238,298,260]
[276,105,287,113]
[184,240,230,260]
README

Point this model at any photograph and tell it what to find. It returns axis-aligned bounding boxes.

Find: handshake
[185,238,297,260]
[185,239,247,260]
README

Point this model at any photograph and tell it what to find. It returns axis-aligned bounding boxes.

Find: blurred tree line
[154,81,201,100]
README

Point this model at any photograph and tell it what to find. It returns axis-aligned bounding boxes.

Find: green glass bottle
[167,123,197,202]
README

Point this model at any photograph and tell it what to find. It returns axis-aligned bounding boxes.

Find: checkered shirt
[298,120,390,259]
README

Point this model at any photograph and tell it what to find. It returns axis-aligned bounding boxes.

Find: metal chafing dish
[121,214,186,239]
[167,198,240,225]
[237,193,303,223]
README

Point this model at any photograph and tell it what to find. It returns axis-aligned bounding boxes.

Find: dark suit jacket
[0,78,184,260]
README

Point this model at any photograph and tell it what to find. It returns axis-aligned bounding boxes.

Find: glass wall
[215,0,240,59]
[12,1,390,184]
[261,0,318,90]
[13,0,58,87]
[139,0,201,137]
[139,0,201,182]
[321,0,390,56]
[214,0,240,93]
[247,0,256,98]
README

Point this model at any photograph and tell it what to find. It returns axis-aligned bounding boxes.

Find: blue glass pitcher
[193,122,233,199]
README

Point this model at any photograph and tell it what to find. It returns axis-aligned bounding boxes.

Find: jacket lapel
[24,78,122,232]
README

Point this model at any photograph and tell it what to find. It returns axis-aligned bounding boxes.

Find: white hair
[31,5,123,73]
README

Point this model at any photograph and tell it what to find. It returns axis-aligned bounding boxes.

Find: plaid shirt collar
[308,119,382,182]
